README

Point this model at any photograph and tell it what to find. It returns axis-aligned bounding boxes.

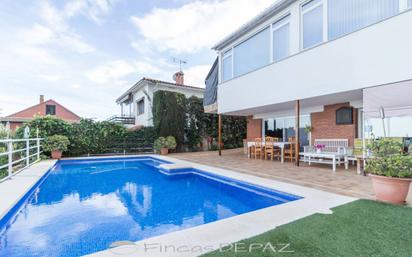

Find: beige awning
[363,80,412,119]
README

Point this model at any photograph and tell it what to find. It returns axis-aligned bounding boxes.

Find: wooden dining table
[247,141,291,163]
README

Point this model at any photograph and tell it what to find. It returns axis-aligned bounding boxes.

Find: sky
[0,0,275,119]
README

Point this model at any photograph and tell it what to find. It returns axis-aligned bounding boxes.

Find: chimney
[39,95,44,104]
[173,71,184,85]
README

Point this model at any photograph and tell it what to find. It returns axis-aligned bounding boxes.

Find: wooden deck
[171,148,412,205]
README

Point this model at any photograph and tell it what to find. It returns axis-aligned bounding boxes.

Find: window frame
[300,0,326,50]
[45,104,56,116]
[232,26,271,78]
[221,49,233,82]
[136,98,145,116]
[271,13,291,63]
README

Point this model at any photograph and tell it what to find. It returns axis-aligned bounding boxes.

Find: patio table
[300,151,348,172]
[247,141,291,163]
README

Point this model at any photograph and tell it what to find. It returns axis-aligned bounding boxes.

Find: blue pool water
[0,157,301,257]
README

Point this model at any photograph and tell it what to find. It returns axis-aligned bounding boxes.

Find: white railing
[0,138,43,182]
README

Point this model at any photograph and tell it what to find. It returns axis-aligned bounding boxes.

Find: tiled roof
[116,77,204,103]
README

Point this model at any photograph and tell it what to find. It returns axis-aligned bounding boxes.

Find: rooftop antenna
[172,57,187,72]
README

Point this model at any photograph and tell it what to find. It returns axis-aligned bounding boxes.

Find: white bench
[301,139,349,172]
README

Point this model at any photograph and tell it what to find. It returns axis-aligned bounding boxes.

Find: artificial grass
[202,200,412,257]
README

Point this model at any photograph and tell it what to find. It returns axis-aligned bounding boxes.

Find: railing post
[26,139,30,166]
[37,138,40,160]
[7,141,13,179]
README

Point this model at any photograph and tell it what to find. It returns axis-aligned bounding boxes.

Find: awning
[203,58,218,112]
[363,80,412,119]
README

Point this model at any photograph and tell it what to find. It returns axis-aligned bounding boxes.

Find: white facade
[118,79,204,127]
[215,0,412,117]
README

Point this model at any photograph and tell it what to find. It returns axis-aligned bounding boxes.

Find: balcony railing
[107,115,136,125]
[0,138,43,182]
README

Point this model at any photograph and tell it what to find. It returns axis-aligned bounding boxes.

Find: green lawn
[202,200,412,257]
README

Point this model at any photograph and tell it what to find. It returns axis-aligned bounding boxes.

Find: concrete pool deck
[0,156,355,257]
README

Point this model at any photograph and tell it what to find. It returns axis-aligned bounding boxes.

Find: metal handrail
[0,137,43,182]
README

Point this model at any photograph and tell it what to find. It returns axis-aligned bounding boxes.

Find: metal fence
[0,138,43,182]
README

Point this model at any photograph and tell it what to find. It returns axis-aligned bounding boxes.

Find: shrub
[154,137,167,151]
[43,135,70,152]
[365,138,412,178]
[154,136,177,151]
[165,136,177,150]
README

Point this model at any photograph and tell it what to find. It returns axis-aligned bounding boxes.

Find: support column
[295,100,300,166]
[218,114,222,156]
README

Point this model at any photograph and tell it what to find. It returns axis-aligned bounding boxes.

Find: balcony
[107,115,135,125]
[218,10,412,115]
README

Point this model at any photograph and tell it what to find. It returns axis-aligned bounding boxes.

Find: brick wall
[246,116,262,140]
[311,103,357,146]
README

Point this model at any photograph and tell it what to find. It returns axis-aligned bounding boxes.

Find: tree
[152,91,186,148]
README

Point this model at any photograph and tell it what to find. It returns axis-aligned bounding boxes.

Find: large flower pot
[51,150,62,159]
[160,148,169,155]
[369,174,412,205]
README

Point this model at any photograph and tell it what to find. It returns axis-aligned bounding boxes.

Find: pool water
[0,157,301,257]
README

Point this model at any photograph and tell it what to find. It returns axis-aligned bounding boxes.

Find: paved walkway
[171,149,412,206]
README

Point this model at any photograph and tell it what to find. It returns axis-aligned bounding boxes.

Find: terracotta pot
[160,148,169,155]
[369,174,412,205]
[51,150,62,159]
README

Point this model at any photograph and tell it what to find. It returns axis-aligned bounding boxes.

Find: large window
[302,0,323,49]
[222,50,232,82]
[264,116,311,147]
[328,0,399,40]
[233,27,270,77]
[137,99,144,115]
[272,15,290,61]
[409,0,412,8]
[45,105,56,115]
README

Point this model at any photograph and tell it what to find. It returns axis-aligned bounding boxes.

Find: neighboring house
[113,72,205,128]
[208,0,412,146]
[0,95,81,131]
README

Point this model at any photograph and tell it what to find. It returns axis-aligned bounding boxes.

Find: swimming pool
[0,157,302,257]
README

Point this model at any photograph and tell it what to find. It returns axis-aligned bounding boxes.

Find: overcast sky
[0,0,275,119]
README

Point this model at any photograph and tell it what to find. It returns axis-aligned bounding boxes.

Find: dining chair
[254,138,263,160]
[284,137,297,162]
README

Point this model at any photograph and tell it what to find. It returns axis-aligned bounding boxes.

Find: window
[137,99,144,115]
[222,50,232,82]
[409,0,412,8]
[45,105,56,115]
[264,116,311,146]
[328,0,399,40]
[272,15,290,62]
[233,27,270,77]
[302,0,323,49]
[336,107,353,125]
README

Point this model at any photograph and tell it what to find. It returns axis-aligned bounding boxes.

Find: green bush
[43,135,70,152]
[365,138,412,178]
[154,136,177,151]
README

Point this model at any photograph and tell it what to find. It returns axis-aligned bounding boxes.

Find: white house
[114,72,204,128]
[209,0,412,147]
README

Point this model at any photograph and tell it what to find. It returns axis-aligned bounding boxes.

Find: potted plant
[154,136,177,155]
[365,138,412,205]
[314,144,325,154]
[43,135,70,159]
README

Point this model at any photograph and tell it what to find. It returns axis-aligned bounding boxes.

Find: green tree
[152,91,186,148]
